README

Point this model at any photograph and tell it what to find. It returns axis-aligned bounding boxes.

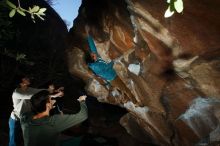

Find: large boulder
[67,0,220,145]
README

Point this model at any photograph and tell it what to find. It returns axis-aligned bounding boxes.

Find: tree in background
[6,0,46,23]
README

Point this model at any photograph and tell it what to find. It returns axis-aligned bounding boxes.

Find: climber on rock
[85,25,138,105]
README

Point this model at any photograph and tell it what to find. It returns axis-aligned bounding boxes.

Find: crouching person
[20,90,88,146]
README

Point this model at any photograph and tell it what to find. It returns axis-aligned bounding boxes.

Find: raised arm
[87,35,99,56]
[53,100,88,132]
[12,88,44,100]
[50,91,64,98]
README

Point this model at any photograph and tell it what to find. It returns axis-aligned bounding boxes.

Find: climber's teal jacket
[87,36,117,81]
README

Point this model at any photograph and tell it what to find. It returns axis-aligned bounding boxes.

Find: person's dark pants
[9,117,20,146]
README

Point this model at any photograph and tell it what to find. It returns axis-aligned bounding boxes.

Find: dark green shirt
[20,102,88,146]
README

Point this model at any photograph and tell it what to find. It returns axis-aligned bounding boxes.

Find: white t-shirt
[10,87,44,120]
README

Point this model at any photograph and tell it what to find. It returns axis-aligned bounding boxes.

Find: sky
[50,0,82,30]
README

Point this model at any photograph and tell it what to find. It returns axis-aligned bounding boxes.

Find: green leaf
[20,7,26,12]
[164,6,174,18]
[9,9,16,17]
[16,53,26,61]
[174,0,183,13]
[29,7,32,12]
[6,0,16,9]
[38,8,46,15]
[32,5,40,12]
[17,9,26,16]
[31,14,36,23]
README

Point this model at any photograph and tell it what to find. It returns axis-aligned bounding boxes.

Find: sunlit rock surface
[67,0,220,145]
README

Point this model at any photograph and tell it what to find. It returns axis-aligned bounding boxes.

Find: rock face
[67,0,220,145]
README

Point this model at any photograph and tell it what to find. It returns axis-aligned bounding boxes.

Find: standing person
[9,77,63,146]
[20,90,88,146]
[9,76,44,146]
